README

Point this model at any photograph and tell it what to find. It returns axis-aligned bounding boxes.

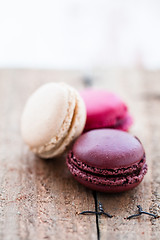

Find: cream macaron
[21,82,86,158]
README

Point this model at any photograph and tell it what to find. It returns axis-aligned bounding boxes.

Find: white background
[0,0,160,69]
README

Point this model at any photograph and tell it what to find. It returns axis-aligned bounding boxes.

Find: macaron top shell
[81,89,127,118]
[80,89,133,131]
[72,129,145,169]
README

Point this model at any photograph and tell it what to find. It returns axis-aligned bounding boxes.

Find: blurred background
[0,0,160,71]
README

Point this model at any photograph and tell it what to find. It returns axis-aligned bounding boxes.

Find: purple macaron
[66,129,147,193]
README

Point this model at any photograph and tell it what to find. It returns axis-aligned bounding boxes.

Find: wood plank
[0,69,160,240]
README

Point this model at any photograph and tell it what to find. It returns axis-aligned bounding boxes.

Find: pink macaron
[66,129,147,193]
[80,89,133,131]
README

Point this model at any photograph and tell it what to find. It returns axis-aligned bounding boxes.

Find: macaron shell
[73,129,145,169]
[39,88,86,158]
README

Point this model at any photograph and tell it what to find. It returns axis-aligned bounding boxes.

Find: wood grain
[0,69,160,240]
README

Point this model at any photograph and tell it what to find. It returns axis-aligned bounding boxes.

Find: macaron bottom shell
[72,175,142,193]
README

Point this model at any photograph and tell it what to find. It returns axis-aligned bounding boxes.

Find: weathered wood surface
[0,69,160,240]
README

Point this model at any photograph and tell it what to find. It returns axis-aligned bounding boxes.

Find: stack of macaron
[21,82,147,193]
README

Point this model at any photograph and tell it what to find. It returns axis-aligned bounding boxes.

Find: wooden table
[0,69,160,240]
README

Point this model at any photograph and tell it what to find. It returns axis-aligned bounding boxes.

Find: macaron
[66,129,147,193]
[21,82,86,158]
[80,89,133,131]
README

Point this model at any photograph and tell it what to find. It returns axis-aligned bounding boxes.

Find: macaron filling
[67,151,147,186]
